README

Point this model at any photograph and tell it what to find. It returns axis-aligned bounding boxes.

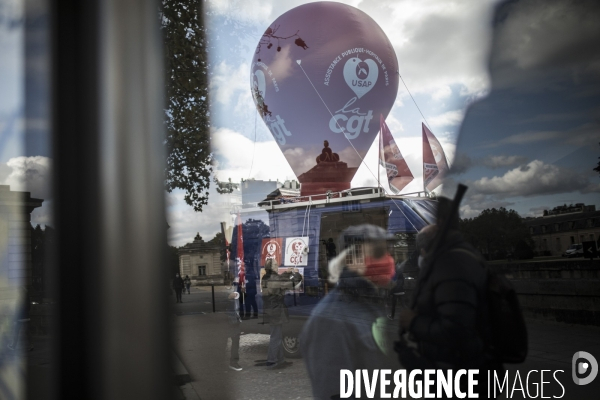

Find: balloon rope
[248,111,258,179]
[398,70,432,131]
[297,61,419,232]
[296,61,381,190]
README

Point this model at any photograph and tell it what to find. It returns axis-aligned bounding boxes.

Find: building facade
[524,204,600,256]
[178,234,223,282]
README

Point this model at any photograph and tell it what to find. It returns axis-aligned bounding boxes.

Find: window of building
[554,224,559,232]
[342,200,361,212]
[590,234,595,242]
[529,227,534,234]
[344,235,364,265]
[198,265,206,275]
[570,236,575,244]
[541,225,546,233]
[543,238,547,250]
[580,235,585,243]
[555,237,561,251]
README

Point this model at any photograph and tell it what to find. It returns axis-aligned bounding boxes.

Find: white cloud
[210,61,250,106]
[480,155,528,169]
[428,109,465,128]
[472,160,589,197]
[211,127,296,182]
[2,156,52,199]
[431,85,452,101]
[357,0,495,96]
[166,188,235,247]
[207,0,275,24]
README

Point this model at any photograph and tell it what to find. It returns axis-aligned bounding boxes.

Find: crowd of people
[169,196,511,398]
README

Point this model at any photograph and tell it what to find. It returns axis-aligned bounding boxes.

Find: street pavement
[23,285,600,399]
[174,286,600,399]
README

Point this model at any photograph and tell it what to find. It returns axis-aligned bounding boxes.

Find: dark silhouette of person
[244,272,258,319]
[316,140,340,164]
[324,238,337,259]
[173,273,184,303]
[396,197,500,397]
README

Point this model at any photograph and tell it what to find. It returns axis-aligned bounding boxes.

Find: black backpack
[485,267,528,363]
[452,248,528,363]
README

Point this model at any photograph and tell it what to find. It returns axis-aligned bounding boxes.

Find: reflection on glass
[1,0,51,398]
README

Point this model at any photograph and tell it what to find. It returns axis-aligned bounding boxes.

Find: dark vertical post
[212,285,216,313]
[51,0,170,399]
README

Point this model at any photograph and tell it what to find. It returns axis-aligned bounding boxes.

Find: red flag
[379,114,414,193]
[236,213,245,289]
[422,123,449,191]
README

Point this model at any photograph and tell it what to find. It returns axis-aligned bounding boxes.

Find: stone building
[524,203,600,256]
[178,233,223,282]
[0,185,43,286]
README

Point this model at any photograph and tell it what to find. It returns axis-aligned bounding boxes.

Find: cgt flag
[236,213,245,290]
[379,114,414,193]
[422,123,449,192]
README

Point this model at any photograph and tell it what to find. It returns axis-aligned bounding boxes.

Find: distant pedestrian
[322,238,337,262]
[227,290,243,371]
[184,275,191,294]
[245,272,258,319]
[173,273,184,303]
[262,259,293,370]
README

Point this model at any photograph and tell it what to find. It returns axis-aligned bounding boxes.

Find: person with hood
[301,224,401,399]
[173,273,184,303]
[396,197,499,397]
[261,258,293,370]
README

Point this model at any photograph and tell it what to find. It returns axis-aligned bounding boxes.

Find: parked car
[562,244,583,258]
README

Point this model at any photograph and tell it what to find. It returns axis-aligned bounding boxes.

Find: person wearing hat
[300,224,401,399]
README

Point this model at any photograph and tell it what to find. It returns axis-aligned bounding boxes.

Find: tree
[460,207,534,261]
[208,232,228,262]
[167,245,180,276]
[161,0,212,211]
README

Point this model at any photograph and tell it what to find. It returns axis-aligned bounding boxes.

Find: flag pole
[378,130,381,191]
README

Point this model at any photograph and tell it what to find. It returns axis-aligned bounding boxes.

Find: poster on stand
[284,237,309,266]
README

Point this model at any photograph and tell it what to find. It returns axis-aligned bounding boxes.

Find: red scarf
[364,254,395,287]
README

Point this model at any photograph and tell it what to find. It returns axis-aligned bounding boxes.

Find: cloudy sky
[168,0,503,246]
[2,0,598,247]
[441,0,600,218]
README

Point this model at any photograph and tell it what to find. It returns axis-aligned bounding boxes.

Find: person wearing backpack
[396,197,504,398]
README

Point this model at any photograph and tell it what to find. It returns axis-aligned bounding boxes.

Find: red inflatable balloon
[251,1,399,194]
